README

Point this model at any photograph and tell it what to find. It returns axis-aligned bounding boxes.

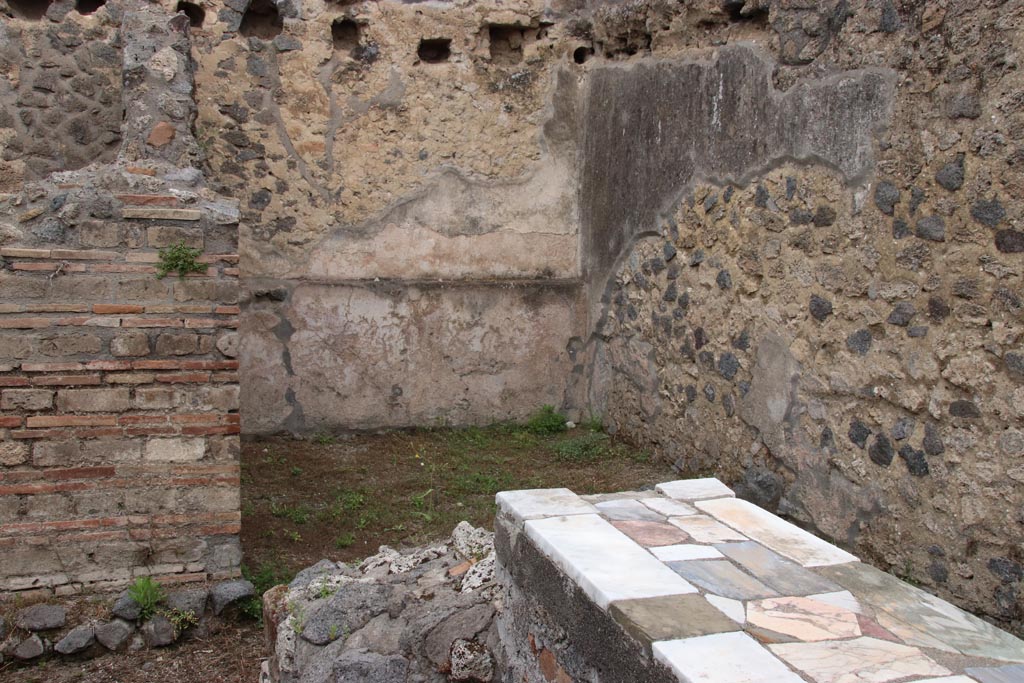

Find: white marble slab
[524,514,697,609]
[656,478,736,502]
[770,637,950,683]
[668,515,749,544]
[653,632,804,683]
[706,595,746,624]
[595,498,666,522]
[697,497,858,567]
[912,678,981,683]
[651,544,725,562]
[641,496,699,517]
[496,488,597,523]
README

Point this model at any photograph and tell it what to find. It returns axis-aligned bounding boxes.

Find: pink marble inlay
[611,520,691,547]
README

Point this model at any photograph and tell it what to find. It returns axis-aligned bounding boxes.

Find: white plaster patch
[524,514,696,609]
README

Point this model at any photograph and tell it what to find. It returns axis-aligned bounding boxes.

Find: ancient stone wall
[0,2,124,189]
[0,5,241,597]
[591,1,1024,634]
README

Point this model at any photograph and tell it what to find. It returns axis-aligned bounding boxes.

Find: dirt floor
[4,420,678,682]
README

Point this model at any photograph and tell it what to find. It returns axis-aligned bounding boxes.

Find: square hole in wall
[488,25,524,65]
[417,38,451,64]
[332,17,360,53]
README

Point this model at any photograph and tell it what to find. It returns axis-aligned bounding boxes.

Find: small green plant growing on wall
[128,576,166,620]
[156,241,206,279]
[160,607,199,631]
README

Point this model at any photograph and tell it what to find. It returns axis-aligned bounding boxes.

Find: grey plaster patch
[739,333,801,458]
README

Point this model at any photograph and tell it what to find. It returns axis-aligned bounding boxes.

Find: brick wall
[0,177,241,596]
[0,7,242,598]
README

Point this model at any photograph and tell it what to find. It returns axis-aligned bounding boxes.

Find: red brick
[155,373,209,384]
[132,360,183,370]
[170,414,220,424]
[12,262,87,272]
[70,427,124,439]
[184,318,237,329]
[125,426,178,437]
[85,360,134,371]
[0,416,22,428]
[25,304,91,313]
[50,249,120,261]
[104,373,155,385]
[0,247,51,258]
[22,362,86,372]
[0,318,51,329]
[126,166,157,176]
[223,268,240,277]
[181,425,240,436]
[121,318,184,328]
[225,414,241,424]
[115,194,178,206]
[10,429,65,439]
[33,375,102,386]
[43,467,116,480]
[0,481,89,496]
[0,378,32,387]
[26,415,118,428]
[90,264,156,274]
[119,415,169,426]
[93,304,145,314]
[213,306,241,315]
[180,360,239,371]
[211,372,239,383]
[200,523,241,535]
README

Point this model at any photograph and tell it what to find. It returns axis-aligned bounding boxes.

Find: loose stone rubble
[0,578,253,665]
[263,521,501,683]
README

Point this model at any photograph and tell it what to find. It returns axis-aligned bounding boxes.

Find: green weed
[526,405,568,435]
[128,576,165,620]
[155,241,206,279]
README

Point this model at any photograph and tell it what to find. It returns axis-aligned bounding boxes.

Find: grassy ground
[240,410,678,592]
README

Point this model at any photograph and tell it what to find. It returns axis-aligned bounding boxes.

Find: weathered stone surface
[210,579,255,615]
[111,592,142,621]
[141,615,177,647]
[95,619,135,651]
[13,634,45,661]
[55,624,95,655]
[165,588,208,616]
[16,604,66,631]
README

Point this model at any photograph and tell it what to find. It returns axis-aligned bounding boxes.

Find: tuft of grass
[128,576,165,620]
[313,432,335,445]
[550,432,612,462]
[270,501,311,524]
[580,414,604,432]
[525,405,568,435]
[334,532,356,549]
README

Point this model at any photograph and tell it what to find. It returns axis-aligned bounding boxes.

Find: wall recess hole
[572,46,593,64]
[74,0,105,14]
[332,17,360,53]
[417,38,451,64]
[176,1,206,27]
[488,25,524,64]
[7,0,53,20]
[239,0,283,39]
